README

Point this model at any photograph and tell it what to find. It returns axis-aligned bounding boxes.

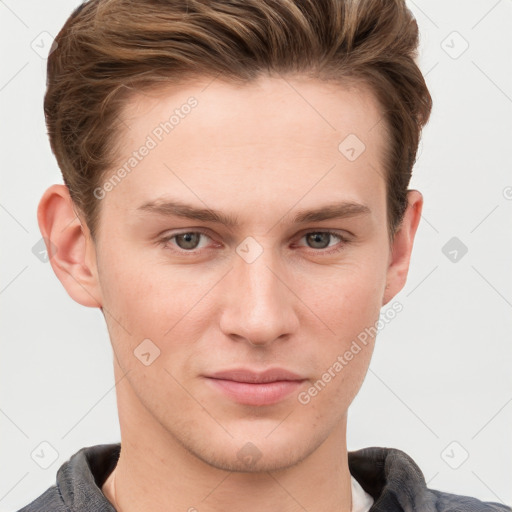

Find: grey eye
[175,232,202,250]
[305,232,332,249]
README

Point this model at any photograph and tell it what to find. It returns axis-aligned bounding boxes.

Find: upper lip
[206,368,305,383]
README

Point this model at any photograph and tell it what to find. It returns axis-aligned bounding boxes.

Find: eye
[298,231,349,254]
[159,231,212,251]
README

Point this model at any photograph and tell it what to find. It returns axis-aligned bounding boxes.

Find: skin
[38,74,422,512]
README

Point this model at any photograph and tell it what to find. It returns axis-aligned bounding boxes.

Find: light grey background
[1,1,511,510]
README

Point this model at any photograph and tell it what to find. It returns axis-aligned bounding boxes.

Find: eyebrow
[136,198,371,227]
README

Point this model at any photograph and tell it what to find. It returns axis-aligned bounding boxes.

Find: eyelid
[295,228,351,241]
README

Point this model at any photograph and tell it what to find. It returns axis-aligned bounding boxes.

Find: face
[87,75,397,471]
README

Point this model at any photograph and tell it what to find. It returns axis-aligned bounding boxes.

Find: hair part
[44,0,432,243]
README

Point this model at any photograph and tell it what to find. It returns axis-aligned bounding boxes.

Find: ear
[37,184,103,308]
[382,189,423,306]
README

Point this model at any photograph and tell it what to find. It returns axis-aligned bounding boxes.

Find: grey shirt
[17,443,511,511]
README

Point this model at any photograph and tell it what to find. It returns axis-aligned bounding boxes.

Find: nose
[219,245,299,346]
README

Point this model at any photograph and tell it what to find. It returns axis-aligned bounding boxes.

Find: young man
[18,0,510,511]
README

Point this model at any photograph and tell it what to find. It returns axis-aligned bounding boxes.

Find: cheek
[98,241,197,328]
[302,256,387,332]
[97,244,223,378]
[297,291,377,418]
[296,254,386,389]
[296,338,373,425]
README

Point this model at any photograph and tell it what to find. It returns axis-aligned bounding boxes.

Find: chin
[179,423,322,474]
[196,443,317,474]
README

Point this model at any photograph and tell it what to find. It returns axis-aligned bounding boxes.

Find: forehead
[119,74,386,149]
[105,75,388,224]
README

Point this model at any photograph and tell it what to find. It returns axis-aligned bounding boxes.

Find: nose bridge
[238,249,282,306]
[220,238,297,344]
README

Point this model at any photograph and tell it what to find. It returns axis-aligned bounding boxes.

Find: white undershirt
[351,475,374,512]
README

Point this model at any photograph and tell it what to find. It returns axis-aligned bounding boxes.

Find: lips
[208,368,304,383]
[204,368,306,406]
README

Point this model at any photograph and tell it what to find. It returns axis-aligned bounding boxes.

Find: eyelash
[158,229,350,256]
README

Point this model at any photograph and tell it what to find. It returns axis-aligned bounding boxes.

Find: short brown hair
[44,0,432,242]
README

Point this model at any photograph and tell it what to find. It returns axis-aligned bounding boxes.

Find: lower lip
[206,378,304,406]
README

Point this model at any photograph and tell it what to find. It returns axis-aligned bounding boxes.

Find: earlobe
[37,184,103,308]
[382,190,423,306]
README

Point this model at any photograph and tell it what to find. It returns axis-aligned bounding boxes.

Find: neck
[104,364,353,512]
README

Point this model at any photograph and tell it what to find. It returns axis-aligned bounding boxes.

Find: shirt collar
[348,446,436,512]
